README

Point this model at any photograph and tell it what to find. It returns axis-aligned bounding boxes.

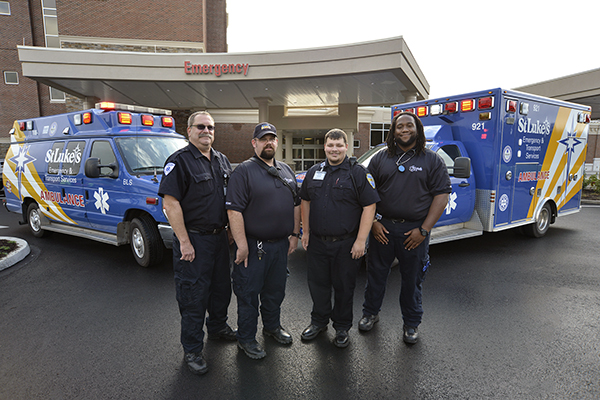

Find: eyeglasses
[191,124,215,131]
[258,136,277,143]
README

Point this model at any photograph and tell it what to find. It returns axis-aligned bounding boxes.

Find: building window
[292,137,325,172]
[0,2,10,15]
[49,86,66,102]
[370,123,390,147]
[41,0,59,47]
[4,71,19,85]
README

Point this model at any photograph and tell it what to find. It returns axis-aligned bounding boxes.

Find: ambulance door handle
[85,190,89,200]
[61,188,66,198]
[459,182,470,187]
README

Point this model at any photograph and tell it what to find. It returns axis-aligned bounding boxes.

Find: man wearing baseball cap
[226,122,301,359]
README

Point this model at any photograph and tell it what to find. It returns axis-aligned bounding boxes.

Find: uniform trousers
[362,219,430,327]
[173,230,232,354]
[232,238,289,343]
[307,235,361,331]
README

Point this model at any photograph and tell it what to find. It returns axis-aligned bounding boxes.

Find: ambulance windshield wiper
[132,166,164,173]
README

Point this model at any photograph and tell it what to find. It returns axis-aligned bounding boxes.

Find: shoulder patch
[366,173,376,189]
[164,162,176,175]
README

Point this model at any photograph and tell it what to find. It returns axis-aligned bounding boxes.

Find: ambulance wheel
[27,202,50,238]
[523,203,551,238]
[130,216,163,267]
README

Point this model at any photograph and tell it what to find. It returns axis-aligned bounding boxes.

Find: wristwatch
[419,227,429,237]
[290,232,301,238]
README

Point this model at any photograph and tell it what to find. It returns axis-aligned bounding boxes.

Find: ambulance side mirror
[85,158,119,179]
[85,158,101,178]
[452,157,471,179]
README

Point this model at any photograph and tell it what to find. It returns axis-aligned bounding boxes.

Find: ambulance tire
[27,202,50,238]
[130,216,163,268]
[522,203,551,238]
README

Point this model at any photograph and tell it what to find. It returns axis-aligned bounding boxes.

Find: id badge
[313,171,326,180]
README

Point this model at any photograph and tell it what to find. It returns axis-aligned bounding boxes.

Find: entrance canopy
[18,37,429,110]
[516,68,600,120]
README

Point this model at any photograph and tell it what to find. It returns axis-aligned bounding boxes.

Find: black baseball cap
[253,122,277,139]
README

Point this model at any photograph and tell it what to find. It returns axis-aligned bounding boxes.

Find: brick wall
[214,123,255,163]
[205,0,228,52]
[0,1,40,138]
[355,122,370,157]
[57,0,206,43]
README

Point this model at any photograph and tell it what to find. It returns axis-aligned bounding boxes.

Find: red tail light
[478,97,494,110]
[19,122,26,131]
[444,102,458,114]
[506,100,518,113]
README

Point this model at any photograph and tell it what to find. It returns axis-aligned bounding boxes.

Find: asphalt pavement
[1,204,600,399]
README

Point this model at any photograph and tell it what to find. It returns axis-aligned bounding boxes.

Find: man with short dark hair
[300,128,379,347]
[226,122,301,359]
[359,112,451,344]
[159,111,236,375]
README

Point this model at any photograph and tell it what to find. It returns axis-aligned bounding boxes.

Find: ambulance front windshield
[115,136,188,175]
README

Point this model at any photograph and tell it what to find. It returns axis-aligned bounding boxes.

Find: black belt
[382,217,418,224]
[248,237,286,243]
[313,232,355,242]
[188,227,225,235]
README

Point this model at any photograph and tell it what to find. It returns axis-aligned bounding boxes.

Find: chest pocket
[192,172,214,196]
[332,176,354,201]
[306,180,323,200]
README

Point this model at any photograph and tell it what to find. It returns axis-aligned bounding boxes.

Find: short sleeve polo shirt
[226,156,300,241]
[368,147,451,221]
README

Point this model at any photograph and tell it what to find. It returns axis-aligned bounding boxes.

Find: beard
[395,134,416,148]
[260,147,275,160]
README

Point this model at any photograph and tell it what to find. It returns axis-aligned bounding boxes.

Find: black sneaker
[208,325,237,341]
[237,340,267,359]
[403,325,418,344]
[358,314,379,331]
[334,329,349,348]
[184,352,208,375]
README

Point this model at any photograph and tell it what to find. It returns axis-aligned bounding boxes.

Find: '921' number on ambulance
[472,123,486,131]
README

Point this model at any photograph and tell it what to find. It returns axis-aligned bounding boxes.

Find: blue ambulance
[1,102,188,266]
[380,88,591,243]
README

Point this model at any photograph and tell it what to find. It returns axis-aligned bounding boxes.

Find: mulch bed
[0,239,19,261]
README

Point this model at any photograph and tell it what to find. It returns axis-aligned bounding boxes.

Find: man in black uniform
[226,122,301,359]
[299,129,379,348]
[158,111,236,375]
[359,112,451,344]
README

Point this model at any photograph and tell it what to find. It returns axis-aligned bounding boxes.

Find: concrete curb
[582,199,600,205]
[0,236,30,272]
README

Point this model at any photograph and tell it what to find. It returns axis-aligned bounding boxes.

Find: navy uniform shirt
[158,143,232,231]
[300,157,380,237]
[226,156,300,241]
[368,146,451,221]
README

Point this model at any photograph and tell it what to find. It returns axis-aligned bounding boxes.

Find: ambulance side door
[435,143,476,226]
[83,140,123,233]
